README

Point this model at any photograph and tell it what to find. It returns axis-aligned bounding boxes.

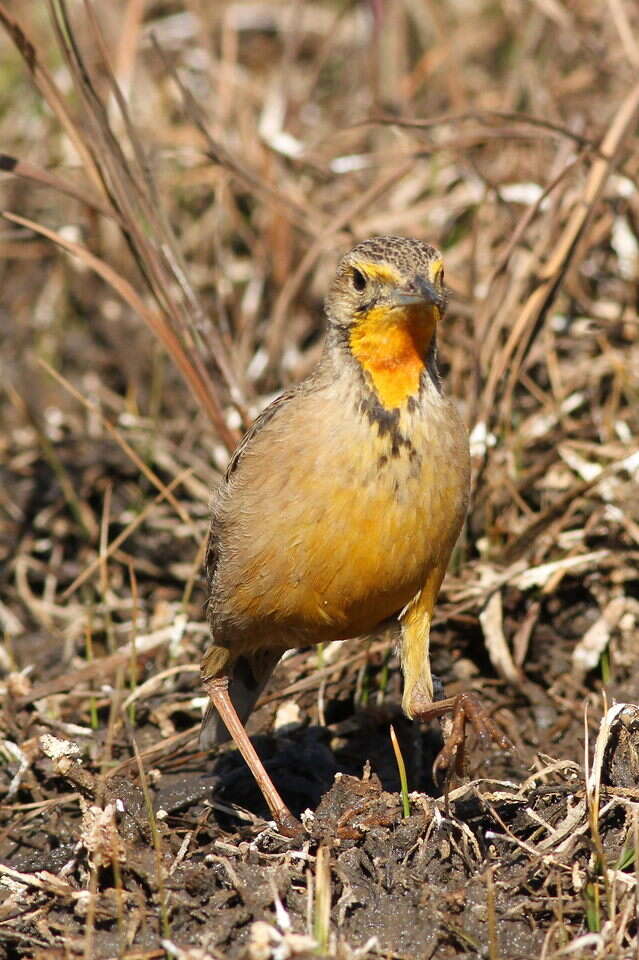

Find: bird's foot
[411,690,511,784]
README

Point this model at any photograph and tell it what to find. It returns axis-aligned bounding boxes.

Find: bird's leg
[202,675,303,839]
[400,570,510,783]
[399,568,445,719]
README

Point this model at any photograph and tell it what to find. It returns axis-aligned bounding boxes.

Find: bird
[200,235,509,836]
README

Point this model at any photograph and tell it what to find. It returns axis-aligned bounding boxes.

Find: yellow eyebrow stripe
[357,259,443,285]
[356,261,402,284]
[428,258,443,282]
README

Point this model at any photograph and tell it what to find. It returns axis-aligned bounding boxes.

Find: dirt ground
[1,1,639,958]
[3,574,639,959]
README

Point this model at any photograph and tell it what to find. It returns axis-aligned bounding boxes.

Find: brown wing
[204,388,298,588]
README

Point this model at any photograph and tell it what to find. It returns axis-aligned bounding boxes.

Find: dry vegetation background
[1,1,639,958]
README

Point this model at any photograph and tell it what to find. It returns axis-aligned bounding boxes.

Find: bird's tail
[199,649,282,750]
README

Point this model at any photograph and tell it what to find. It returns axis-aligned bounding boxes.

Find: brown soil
[2,589,639,958]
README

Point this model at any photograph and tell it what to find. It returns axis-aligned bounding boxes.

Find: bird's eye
[351,268,367,292]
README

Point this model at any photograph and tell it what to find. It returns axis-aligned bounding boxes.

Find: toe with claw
[412,690,512,784]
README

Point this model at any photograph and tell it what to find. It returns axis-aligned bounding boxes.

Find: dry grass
[1,1,639,957]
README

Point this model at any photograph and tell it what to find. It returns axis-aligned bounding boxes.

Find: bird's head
[326,235,447,329]
[325,236,448,409]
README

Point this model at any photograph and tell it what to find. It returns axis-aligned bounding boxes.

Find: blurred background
[1,1,639,956]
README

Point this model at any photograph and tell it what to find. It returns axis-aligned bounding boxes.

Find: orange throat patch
[348,304,437,409]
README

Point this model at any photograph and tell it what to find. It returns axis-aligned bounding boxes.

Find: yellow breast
[210,375,469,650]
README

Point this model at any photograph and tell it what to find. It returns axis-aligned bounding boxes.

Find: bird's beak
[390,276,446,312]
